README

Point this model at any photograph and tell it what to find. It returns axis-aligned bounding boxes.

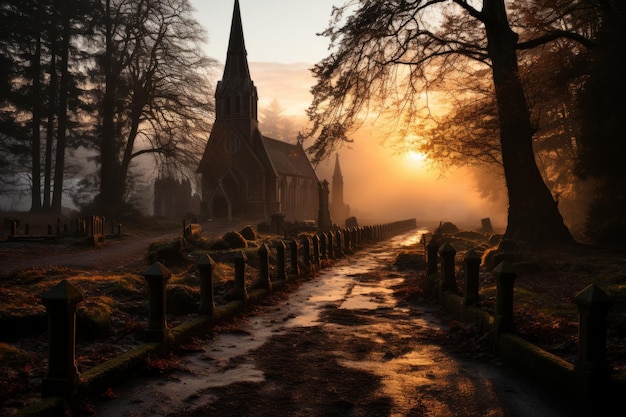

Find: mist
[250,62,508,231]
[312,129,508,231]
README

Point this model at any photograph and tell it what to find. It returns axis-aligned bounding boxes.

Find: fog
[312,129,508,231]
[250,62,508,231]
[1,60,508,232]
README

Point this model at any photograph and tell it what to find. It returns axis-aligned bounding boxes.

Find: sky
[190,0,340,64]
[188,0,507,229]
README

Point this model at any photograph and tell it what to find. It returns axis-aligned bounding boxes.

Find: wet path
[91,229,570,417]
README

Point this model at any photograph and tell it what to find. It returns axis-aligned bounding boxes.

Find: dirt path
[0,220,250,276]
[89,231,573,417]
[0,232,180,276]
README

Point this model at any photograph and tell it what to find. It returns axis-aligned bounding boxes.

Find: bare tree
[305,0,599,244]
[97,0,215,215]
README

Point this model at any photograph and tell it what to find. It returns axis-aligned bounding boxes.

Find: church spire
[215,0,258,124]
[332,153,344,207]
[223,0,251,82]
[333,154,343,179]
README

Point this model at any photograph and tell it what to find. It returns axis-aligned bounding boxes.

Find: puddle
[93,229,429,416]
[394,228,431,248]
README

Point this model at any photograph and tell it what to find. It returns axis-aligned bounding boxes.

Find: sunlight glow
[405,150,428,167]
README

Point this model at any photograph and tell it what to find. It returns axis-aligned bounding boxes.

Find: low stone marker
[481,217,494,233]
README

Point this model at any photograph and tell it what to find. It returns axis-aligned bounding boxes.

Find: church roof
[262,136,319,181]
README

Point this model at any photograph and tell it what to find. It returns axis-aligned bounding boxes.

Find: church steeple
[215,0,258,127]
[332,154,344,207]
[333,154,343,180]
[223,0,250,83]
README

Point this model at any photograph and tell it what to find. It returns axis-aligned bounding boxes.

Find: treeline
[0,0,215,216]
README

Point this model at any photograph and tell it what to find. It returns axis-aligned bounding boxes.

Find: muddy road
[89,230,572,417]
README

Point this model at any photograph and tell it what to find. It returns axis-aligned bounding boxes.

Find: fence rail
[31,219,418,410]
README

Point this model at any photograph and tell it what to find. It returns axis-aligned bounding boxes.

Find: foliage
[96,0,216,215]
[304,0,601,244]
[0,0,215,215]
[0,0,98,212]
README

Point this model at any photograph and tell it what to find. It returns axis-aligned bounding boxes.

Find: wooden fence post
[143,262,172,342]
[301,236,312,273]
[463,249,481,306]
[319,233,327,260]
[426,237,439,275]
[493,261,516,334]
[289,239,299,277]
[439,243,458,296]
[335,230,344,258]
[197,255,216,315]
[275,240,288,282]
[311,234,321,270]
[40,280,83,399]
[574,283,613,409]
[258,243,272,292]
[233,250,248,301]
[327,232,335,260]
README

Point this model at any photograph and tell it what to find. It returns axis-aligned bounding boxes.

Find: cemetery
[0,216,624,415]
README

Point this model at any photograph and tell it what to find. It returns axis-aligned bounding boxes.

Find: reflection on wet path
[94,229,429,416]
[93,228,566,417]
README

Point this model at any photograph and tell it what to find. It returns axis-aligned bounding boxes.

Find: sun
[407,150,426,162]
[403,150,428,169]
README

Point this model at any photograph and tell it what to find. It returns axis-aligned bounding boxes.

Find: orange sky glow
[190,0,508,230]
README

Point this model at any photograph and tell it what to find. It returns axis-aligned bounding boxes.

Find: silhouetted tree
[305,0,599,245]
[96,0,215,216]
[576,1,626,244]
[420,28,592,229]
[0,0,45,210]
[0,0,97,213]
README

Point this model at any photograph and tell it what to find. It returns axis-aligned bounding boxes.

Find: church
[197,0,320,223]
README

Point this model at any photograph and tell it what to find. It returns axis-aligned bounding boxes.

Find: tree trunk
[43,50,56,211]
[51,1,71,214]
[30,31,42,212]
[483,0,574,245]
[99,0,123,216]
